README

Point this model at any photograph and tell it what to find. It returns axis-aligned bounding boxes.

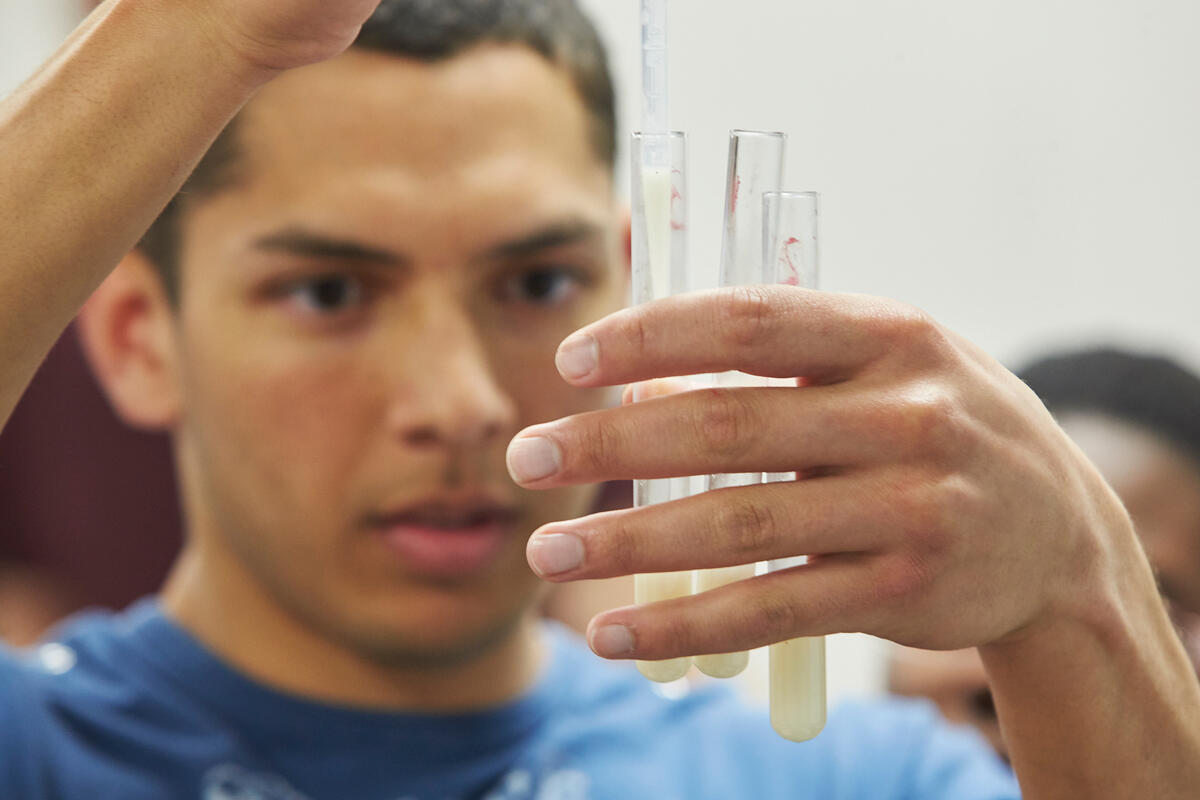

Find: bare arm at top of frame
[0,0,381,430]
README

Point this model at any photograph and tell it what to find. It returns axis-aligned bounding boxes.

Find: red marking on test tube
[671,175,684,230]
[779,236,803,285]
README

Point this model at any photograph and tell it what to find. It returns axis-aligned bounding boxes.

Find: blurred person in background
[1,0,1198,798]
[889,346,1200,763]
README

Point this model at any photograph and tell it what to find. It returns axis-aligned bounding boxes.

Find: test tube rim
[764,190,820,201]
[729,128,788,139]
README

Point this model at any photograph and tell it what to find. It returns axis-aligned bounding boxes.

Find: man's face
[167,46,626,663]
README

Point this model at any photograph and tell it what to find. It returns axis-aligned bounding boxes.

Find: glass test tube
[694,130,787,680]
[763,191,826,742]
[631,131,693,683]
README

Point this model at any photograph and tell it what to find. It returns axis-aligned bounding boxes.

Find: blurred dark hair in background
[1019,346,1200,471]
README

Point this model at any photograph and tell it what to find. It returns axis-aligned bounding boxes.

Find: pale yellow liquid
[635,571,693,682]
[769,636,826,741]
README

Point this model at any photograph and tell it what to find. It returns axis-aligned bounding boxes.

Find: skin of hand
[509,286,1133,658]
[0,0,382,429]
[194,0,385,74]
[508,285,1200,796]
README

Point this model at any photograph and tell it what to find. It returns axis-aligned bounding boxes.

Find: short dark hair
[1018,347,1200,471]
[138,0,616,302]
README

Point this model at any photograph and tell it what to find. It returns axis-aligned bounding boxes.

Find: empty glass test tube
[631,131,693,683]
[763,191,826,742]
[694,130,787,680]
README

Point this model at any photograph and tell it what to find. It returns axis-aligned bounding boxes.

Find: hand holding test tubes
[510,2,1200,782]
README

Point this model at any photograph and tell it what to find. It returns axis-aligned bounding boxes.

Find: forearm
[0,0,271,427]
[981,519,1200,798]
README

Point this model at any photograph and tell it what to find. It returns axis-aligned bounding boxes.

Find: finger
[507,380,927,488]
[584,556,881,660]
[553,286,930,388]
[526,474,890,581]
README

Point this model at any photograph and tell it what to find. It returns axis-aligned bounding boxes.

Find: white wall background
[580,0,1200,370]
[0,0,80,96]
[6,0,1200,706]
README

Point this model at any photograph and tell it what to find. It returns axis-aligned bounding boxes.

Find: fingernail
[506,436,562,484]
[591,624,635,658]
[556,333,598,380]
[527,533,585,576]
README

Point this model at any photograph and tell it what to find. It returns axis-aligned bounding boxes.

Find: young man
[0,1,1197,798]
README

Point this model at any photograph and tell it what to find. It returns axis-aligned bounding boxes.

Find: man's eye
[503,268,584,306]
[285,275,365,314]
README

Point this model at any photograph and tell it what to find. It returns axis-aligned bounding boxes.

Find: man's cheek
[213,366,367,478]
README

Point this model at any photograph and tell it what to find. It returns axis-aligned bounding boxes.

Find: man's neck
[159,545,547,712]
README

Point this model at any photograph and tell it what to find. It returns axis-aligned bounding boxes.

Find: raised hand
[0,0,384,429]
[195,0,384,74]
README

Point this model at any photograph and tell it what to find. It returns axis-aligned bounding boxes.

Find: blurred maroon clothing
[0,326,182,611]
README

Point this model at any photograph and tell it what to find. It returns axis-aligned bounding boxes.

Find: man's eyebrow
[250,228,404,265]
[481,220,605,260]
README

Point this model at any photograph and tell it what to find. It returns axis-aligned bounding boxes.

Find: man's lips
[368,502,521,578]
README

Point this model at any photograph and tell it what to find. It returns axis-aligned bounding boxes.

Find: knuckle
[576,418,623,475]
[877,304,949,358]
[883,474,971,584]
[720,286,777,352]
[748,590,802,639]
[873,552,936,604]
[900,386,966,457]
[713,496,777,560]
[624,306,652,360]
[885,471,946,549]
[919,474,976,556]
[694,388,755,461]
[653,609,698,658]
[602,513,644,575]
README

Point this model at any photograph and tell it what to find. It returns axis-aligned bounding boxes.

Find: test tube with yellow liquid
[763,190,826,742]
[693,130,786,679]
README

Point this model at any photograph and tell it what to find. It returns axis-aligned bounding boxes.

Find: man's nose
[384,304,518,451]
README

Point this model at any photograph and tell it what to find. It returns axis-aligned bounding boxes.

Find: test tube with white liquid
[630,0,693,684]
[763,191,826,742]
[631,130,693,683]
[693,130,786,680]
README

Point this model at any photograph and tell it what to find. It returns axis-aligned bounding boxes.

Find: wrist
[975,502,1200,796]
[979,494,1162,679]
[111,0,281,93]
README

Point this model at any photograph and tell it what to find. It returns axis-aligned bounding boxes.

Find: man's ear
[77,250,182,431]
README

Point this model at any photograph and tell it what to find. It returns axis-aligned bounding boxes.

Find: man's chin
[335,596,537,672]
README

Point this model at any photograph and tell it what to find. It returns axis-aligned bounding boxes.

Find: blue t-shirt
[0,601,1018,799]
